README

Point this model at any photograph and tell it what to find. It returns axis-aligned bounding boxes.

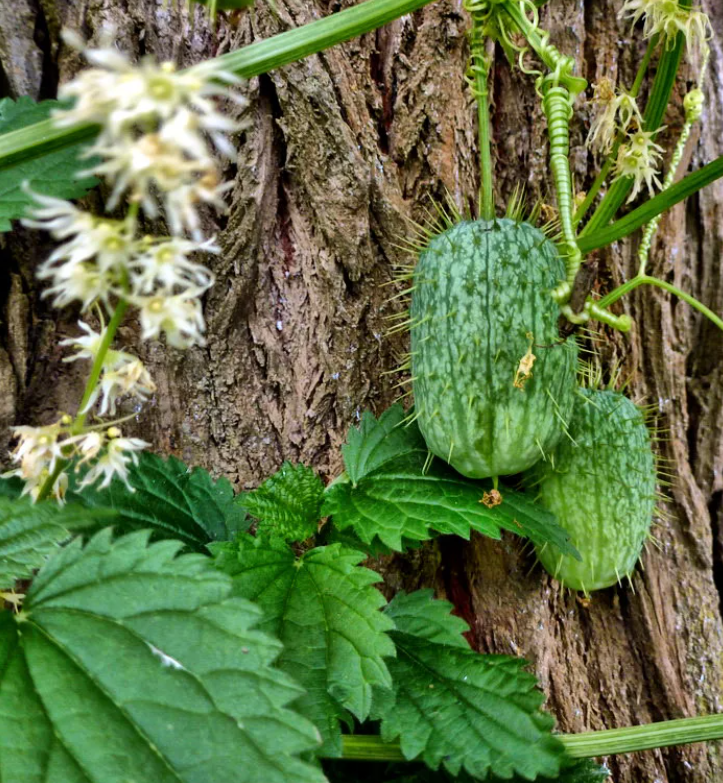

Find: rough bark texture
[1,1,723,780]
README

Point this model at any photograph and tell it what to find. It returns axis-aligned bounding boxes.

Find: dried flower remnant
[587,78,643,155]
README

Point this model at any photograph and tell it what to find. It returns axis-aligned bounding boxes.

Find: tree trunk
[2,1,723,780]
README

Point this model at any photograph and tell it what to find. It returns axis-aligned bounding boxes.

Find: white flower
[10,468,69,503]
[89,132,210,215]
[135,292,206,348]
[163,172,233,240]
[93,357,156,415]
[76,429,149,490]
[56,32,245,149]
[619,0,711,59]
[50,30,244,236]
[75,431,105,464]
[59,320,105,362]
[61,322,156,414]
[43,262,109,311]
[587,78,643,154]
[129,238,216,295]
[615,128,665,201]
[4,422,66,488]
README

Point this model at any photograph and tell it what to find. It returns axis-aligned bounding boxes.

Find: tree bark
[2,1,723,780]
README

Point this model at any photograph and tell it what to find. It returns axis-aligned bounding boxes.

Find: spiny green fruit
[410,218,578,478]
[528,388,656,593]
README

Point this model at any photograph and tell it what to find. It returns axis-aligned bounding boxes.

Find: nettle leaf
[343,406,428,486]
[375,590,565,780]
[68,451,248,550]
[323,405,579,557]
[243,461,324,541]
[0,97,98,232]
[213,535,396,756]
[0,529,325,783]
[0,496,112,590]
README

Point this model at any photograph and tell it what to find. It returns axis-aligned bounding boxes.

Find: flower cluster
[6,30,243,501]
[56,29,244,238]
[619,0,711,60]
[614,128,665,201]
[4,419,147,501]
[587,78,643,155]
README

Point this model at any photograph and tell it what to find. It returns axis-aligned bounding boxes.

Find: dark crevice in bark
[0,61,10,99]
[710,490,723,619]
[438,534,480,649]
[34,4,57,100]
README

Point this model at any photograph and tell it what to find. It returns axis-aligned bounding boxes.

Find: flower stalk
[338,712,723,762]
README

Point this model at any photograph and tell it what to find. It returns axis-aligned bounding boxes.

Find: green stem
[36,458,70,503]
[578,153,723,253]
[0,0,436,170]
[574,36,658,227]
[474,48,494,220]
[338,713,723,762]
[597,274,723,331]
[72,298,129,433]
[499,2,586,96]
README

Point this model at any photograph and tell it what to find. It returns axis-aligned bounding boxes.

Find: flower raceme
[619,0,711,61]
[55,30,245,237]
[7,30,243,501]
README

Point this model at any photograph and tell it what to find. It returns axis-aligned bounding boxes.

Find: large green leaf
[68,451,248,550]
[0,97,98,231]
[0,529,325,783]
[323,406,580,557]
[0,496,112,590]
[213,535,396,756]
[242,461,324,541]
[374,590,565,780]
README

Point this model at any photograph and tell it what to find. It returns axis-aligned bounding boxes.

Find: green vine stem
[595,274,723,332]
[499,2,587,98]
[464,2,494,221]
[339,713,723,762]
[0,0,436,171]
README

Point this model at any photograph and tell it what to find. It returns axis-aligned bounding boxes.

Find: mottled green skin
[410,219,577,478]
[530,389,656,592]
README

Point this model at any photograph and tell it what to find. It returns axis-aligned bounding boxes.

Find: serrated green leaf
[0,496,113,590]
[0,97,98,231]
[343,406,427,486]
[243,461,324,541]
[323,407,579,557]
[375,590,565,780]
[383,589,468,648]
[0,528,326,783]
[213,535,396,756]
[68,451,249,550]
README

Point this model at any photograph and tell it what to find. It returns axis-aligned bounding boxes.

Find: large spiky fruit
[527,388,657,593]
[410,218,577,478]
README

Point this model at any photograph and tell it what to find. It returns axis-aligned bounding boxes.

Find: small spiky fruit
[410,218,578,478]
[528,388,656,593]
